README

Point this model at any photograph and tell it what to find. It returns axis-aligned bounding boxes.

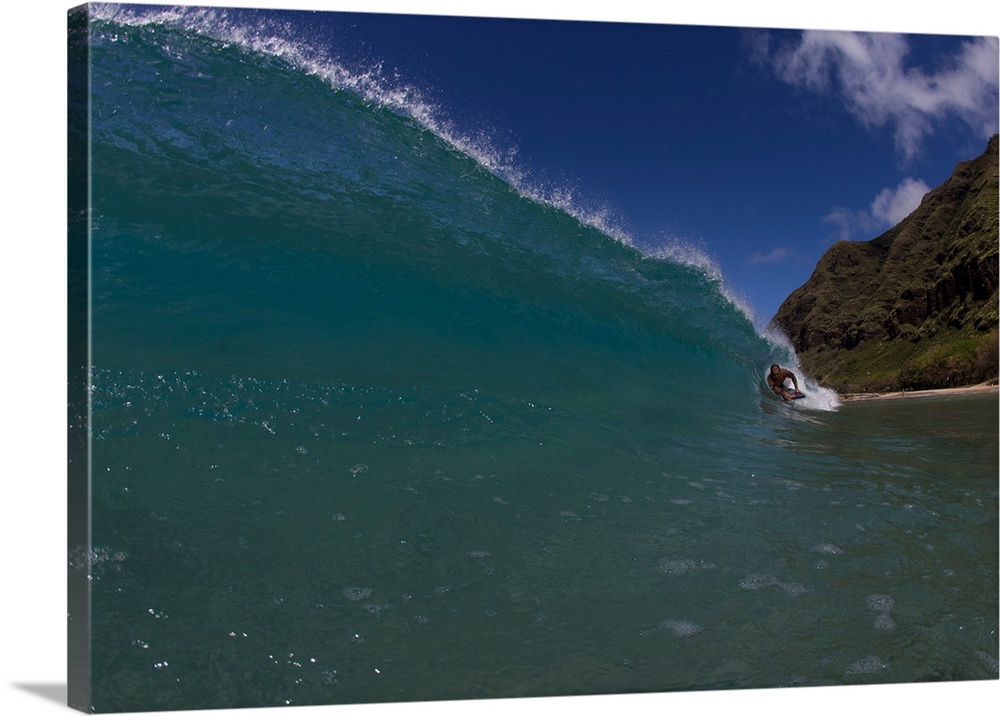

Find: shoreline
[838,381,998,402]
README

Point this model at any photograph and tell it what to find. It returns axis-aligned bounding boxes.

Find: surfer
[767,364,801,401]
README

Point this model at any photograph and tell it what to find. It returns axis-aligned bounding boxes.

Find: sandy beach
[839,381,999,402]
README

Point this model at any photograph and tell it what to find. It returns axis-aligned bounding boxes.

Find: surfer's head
[770,364,780,375]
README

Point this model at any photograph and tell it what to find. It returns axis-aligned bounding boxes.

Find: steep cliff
[771,134,998,392]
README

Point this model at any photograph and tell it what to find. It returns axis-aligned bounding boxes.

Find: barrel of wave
[761,327,840,411]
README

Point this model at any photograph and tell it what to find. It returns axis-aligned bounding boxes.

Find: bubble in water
[866,594,895,612]
[811,543,843,555]
[873,612,896,631]
[641,618,704,638]
[740,574,780,591]
[657,558,697,575]
[657,557,716,575]
[739,574,807,595]
[68,545,128,573]
[976,651,998,674]
[343,587,372,601]
[661,619,704,637]
[779,582,809,597]
[349,464,369,477]
[844,655,889,677]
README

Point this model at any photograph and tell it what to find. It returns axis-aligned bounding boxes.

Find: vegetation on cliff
[771,135,999,393]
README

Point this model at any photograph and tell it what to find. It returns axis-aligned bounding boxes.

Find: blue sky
[199,0,998,325]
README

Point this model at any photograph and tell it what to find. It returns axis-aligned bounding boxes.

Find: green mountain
[771,134,999,394]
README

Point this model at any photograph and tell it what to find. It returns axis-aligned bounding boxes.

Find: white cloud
[822,206,875,243]
[822,177,929,241]
[748,246,795,265]
[869,177,930,225]
[767,31,999,160]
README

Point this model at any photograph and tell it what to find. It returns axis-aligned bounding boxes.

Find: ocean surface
[70,5,998,712]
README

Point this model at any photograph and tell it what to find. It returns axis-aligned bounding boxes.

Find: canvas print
[67,2,998,713]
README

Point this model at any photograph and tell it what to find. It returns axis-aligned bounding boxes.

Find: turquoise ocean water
[69,5,998,712]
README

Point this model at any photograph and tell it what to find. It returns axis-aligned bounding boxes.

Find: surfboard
[787,390,805,400]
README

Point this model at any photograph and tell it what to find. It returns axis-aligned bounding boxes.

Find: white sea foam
[761,326,842,411]
[646,238,721,280]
